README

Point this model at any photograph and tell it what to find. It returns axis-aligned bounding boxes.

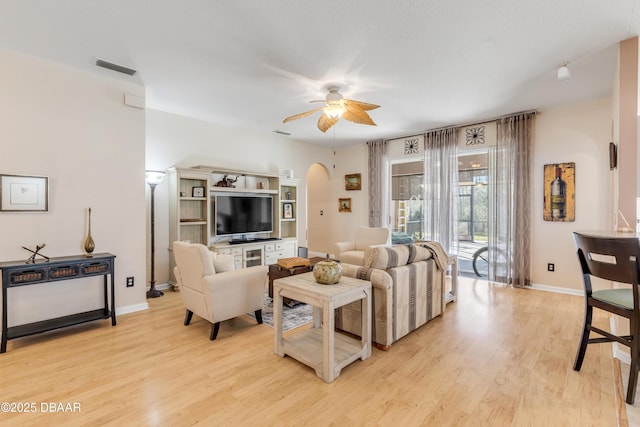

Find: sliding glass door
[457,150,489,277]
[389,160,424,244]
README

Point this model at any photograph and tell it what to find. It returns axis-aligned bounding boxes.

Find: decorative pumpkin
[313,259,342,285]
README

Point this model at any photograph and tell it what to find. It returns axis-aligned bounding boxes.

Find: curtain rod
[386,109,539,141]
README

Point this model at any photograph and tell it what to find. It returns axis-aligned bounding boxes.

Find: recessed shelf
[180,221,206,226]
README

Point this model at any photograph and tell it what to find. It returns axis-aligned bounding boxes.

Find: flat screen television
[214,193,273,237]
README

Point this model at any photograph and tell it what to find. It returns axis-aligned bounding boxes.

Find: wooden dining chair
[572,232,640,404]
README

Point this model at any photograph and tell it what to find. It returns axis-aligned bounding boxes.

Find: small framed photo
[338,198,352,213]
[283,202,294,219]
[192,186,205,198]
[0,174,49,212]
[345,173,361,191]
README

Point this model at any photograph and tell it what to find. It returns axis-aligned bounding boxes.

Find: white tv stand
[211,238,297,269]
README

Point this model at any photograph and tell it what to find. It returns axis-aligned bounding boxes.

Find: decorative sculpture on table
[214,175,238,188]
[22,243,49,264]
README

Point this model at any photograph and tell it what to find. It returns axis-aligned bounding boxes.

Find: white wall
[306,163,333,255]
[145,109,334,284]
[531,97,612,290]
[328,144,369,254]
[0,49,147,324]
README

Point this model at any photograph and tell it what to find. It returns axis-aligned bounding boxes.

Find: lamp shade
[145,170,166,185]
[557,63,571,81]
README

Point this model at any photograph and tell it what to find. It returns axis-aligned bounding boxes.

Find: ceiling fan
[283,86,380,133]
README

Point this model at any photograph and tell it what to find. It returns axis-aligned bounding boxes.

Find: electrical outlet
[547,263,555,272]
[126,276,134,287]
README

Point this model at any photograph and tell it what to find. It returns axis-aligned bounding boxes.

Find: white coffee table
[273,272,371,383]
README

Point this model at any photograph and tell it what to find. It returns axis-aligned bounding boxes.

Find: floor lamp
[145,170,165,298]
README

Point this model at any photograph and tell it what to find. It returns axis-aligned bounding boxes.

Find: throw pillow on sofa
[365,244,432,269]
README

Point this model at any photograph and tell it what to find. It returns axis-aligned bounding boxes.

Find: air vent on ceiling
[95,59,137,76]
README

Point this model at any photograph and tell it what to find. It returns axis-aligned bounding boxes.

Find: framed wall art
[192,186,205,197]
[543,162,575,222]
[0,174,49,212]
[338,198,352,213]
[345,174,361,191]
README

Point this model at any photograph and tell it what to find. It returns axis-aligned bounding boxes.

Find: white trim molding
[116,302,149,316]
[529,282,583,296]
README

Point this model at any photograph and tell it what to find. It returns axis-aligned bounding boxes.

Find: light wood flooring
[0,277,623,426]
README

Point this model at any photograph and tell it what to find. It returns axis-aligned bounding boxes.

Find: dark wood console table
[0,252,116,353]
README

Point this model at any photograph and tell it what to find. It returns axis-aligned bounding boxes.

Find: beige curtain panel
[489,113,534,286]
[367,139,387,227]
[423,127,459,254]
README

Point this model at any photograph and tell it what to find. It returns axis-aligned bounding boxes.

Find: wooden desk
[0,253,116,353]
[273,272,371,383]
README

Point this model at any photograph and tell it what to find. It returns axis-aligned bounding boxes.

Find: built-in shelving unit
[168,167,211,287]
[279,179,299,240]
[168,166,300,278]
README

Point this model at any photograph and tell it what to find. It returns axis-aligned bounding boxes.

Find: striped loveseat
[336,243,446,350]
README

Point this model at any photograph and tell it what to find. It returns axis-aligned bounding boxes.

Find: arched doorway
[306,163,333,256]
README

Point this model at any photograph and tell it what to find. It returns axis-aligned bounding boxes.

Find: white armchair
[334,226,390,266]
[173,241,267,340]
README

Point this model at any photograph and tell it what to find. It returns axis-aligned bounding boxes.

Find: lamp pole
[145,170,165,298]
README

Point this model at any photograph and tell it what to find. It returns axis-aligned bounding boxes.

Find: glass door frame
[386,156,424,242]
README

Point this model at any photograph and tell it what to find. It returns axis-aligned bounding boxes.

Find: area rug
[247,291,312,331]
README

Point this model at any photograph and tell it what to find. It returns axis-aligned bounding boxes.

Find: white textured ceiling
[0,0,638,146]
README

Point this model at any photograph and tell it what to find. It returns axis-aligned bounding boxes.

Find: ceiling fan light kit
[283,86,380,133]
[324,101,346,118]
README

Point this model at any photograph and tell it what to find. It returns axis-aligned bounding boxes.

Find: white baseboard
[116,302,149,316]
[116,282,171,316]
[155,282,172,291]
[528,282,583,296]
[144,282,173,291]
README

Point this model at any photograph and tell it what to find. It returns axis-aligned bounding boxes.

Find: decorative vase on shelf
[313,258,342,285]
[84,207,95,258]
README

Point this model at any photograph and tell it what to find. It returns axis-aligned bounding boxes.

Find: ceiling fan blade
[317,113,339,132]
[283,106,324,123]
[342,109,377,126]
[344,99,380,111]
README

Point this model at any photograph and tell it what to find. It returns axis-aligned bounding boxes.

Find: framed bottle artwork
[543,162,575,222]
